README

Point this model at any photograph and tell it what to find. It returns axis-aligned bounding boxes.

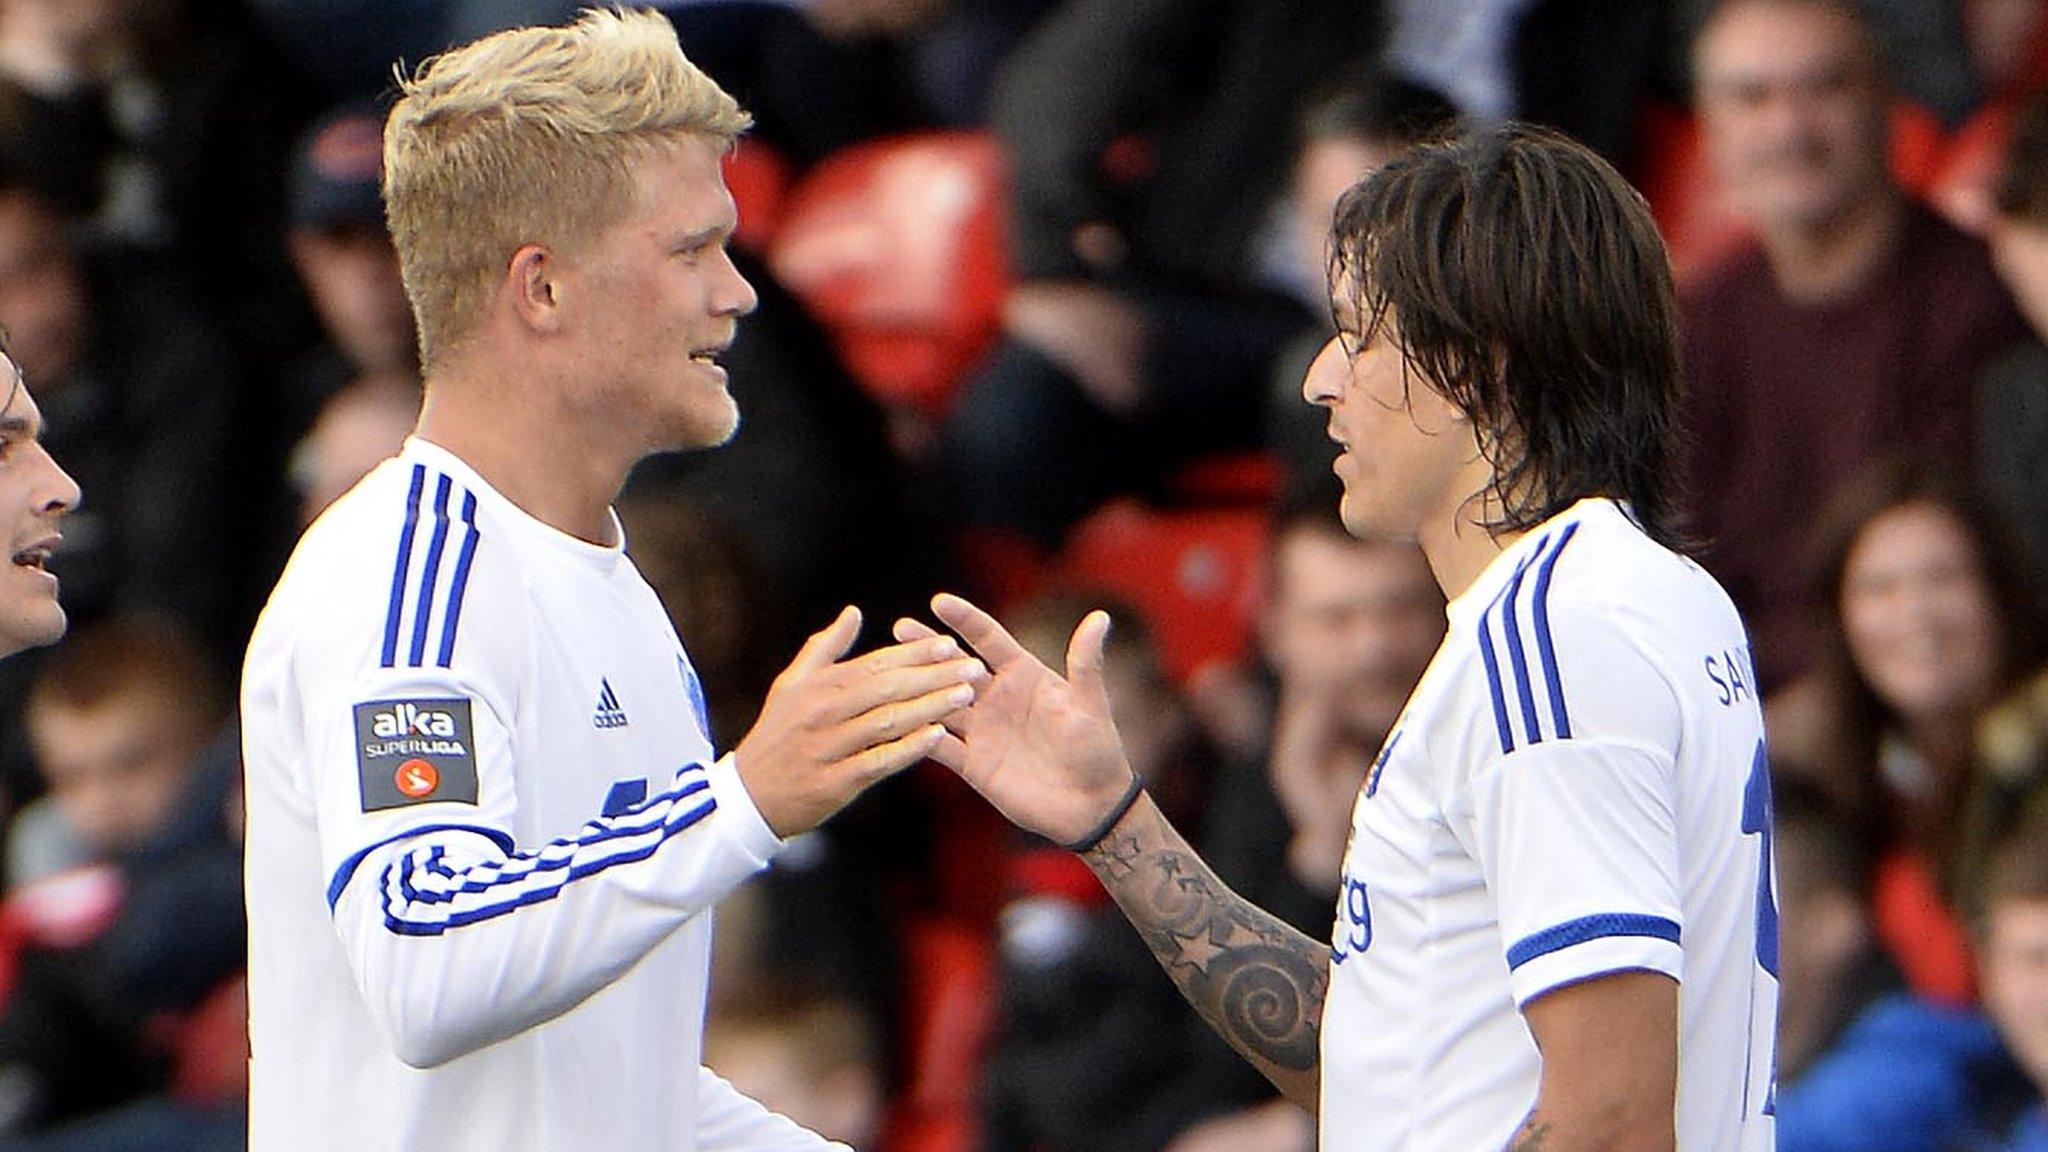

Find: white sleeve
[307,648,782,1067]
[1453,600,1685,1008]
[694,1067,852,1152]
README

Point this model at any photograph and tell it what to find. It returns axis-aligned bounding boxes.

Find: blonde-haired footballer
[241,11,985,1151]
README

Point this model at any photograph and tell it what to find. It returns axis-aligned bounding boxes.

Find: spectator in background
[1261,73,1459,502]
[0,0,317,377]
[1933,815,2048,1147]
[1676,0,1984,127]
[1684,0,2027,686]
[0,616,244,1147]
[0,174,234,648]
[1769,460,2047,1008]
[1163,485,1443,1152]
[1385,0,1671,166]
[1962,0,2048,116]
[935,0,1382,552]
[704,983,887,1152]
[282,106,418,424]
[10,616,222,887]
[1771,772,2032,1152]
[801,0,1061,127]
[286,372,420,528]
[1772,774,1891,1090]
[245,105,422,616]
[1975,89,2048,593]
[1958,826,2048,1150]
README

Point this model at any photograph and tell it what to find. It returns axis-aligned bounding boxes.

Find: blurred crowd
[7,0,2048,1149]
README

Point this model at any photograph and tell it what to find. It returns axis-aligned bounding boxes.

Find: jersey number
[1330,876,1373,964]
[1739,739,1778,1117]
[1740,742,1778,976]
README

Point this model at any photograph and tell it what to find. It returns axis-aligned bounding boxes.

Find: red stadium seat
[724,138,793,254]
[1930,100,2020,233]
[1050,500,1269,686]
[1634,99,1754,287]
[768,131,1010,418]
[1890,100,1950,196]
[171,974,250,1105]
[1168,451,1279,505]
[881,916,995,1152]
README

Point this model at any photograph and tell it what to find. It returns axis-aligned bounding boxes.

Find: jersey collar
[401,436,628,573]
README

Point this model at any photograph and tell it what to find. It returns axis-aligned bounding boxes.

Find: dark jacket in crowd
[991,0,1384,291]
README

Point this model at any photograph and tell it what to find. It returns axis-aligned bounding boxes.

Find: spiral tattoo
[1088,825,1329,1078]
[1210,948,1322,1070]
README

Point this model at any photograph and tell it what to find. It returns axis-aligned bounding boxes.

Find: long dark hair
[1329,122,1686,547]
[1800,459,2047,867]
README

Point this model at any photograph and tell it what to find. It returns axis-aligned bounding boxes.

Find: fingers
[843,632,970,678]
[931,592,1035,669]
[892,616,944,644]
[1065,609,1113,710]
[795,651,982,731]
[786,605,863,676]
[823,671,981,759]
[927,730,968,770]
[840,723,950,786]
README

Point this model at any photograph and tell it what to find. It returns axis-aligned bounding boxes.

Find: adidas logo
[593,678,629,730]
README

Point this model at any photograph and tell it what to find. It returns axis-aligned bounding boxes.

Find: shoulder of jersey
[1494,507,1745,694]
[1533,507,1722,622]
[1465,507,1716,755]
[271,456,509,670]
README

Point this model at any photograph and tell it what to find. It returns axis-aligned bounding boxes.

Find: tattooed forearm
[1507,1121,1552,1151]
[1082,795,1327,1110]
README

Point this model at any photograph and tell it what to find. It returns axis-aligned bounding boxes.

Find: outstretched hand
[735,606,987,838]
[894,593,1135,846]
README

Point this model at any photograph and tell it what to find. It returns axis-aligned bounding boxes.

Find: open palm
[896,594,1135,845]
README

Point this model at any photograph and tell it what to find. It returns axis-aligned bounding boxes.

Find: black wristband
[1061,775,1146,853]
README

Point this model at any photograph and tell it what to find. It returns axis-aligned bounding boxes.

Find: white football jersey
[243,438,841,1152]
[1321,498,1777,1151]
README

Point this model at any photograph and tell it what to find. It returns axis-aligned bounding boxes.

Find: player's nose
[30,441,80,517]
[1303,338,1346,406]
[716,250,758,319]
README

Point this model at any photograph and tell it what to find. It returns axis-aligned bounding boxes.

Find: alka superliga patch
[353,697,481,811]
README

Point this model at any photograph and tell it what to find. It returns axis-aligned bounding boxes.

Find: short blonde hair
[383,7,750,369]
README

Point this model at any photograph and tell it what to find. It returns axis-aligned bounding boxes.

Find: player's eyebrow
[0,415,36,438]
[670,222,731,251]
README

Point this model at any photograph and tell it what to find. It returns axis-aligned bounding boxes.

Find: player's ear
[507,244,566,334]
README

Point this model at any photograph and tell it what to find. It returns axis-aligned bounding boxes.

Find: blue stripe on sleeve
[408,474,455,667]
[1475,611,1516,755]
[436,490,480,668]
[395,780,712,907]
[365,764,716,935]
[1505,912,1681,971]
[380,465,428,669]
[328,822,518,909]
[380,796,720,936]
[1532,522,1581,740]
[1500,543,1545,747]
